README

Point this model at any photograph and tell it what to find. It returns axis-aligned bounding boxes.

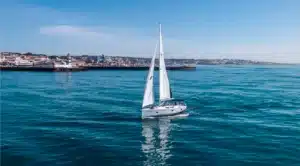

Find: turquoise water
[1,65,300,166]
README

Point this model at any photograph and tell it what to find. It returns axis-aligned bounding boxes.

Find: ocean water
[1,65,300,166]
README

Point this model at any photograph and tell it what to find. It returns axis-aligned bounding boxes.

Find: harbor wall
[0,65,196,72]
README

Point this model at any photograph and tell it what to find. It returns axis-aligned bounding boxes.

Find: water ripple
[1,65,300,166]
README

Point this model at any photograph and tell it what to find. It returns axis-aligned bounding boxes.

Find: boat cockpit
[159,99,186,106]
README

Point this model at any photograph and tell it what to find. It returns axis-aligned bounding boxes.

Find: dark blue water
[1,65,300,166]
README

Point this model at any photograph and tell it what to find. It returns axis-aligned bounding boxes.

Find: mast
[159,23,164,63]
[159,23,171,101]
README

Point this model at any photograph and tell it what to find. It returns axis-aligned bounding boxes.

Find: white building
[53,54,73,68]
[54,61,72,68]
[0,55,5,62]
[15,57,33,66]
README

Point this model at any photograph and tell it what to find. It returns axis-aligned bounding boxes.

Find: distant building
[53,60,72,68]
[66,53,72,65]
[0,55,5,62]
[73,60,86,67]
[1,52,10,56]
[48,55,59,60]
[97,54,105,63]
[23,52,33,56]
[86,56,98,63]
[33,61,54,68]
[15,57,33,66]
[105,56,113,62]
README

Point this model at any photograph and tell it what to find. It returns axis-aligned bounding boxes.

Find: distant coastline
[0,52,292,72]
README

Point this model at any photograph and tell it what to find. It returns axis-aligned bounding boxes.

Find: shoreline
[0,65,196,72]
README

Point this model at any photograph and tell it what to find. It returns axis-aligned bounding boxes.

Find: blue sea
[1,65,300,166]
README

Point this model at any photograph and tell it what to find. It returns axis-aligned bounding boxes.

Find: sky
[0,0,299,63]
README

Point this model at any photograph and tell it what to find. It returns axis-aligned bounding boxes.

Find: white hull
[142,105,187,119]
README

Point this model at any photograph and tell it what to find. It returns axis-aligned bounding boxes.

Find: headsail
[142,41,158,108]
[159,23,171,101]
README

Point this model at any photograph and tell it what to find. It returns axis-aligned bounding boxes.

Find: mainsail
[142,42,158,108]
[159,24,171,101]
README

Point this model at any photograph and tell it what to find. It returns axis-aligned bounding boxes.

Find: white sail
[159,24,171,101]
[142,42,158,108]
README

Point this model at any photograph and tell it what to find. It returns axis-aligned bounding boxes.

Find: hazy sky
[1,0,299,63]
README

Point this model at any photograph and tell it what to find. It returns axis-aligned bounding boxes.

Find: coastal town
[0,52,280,71]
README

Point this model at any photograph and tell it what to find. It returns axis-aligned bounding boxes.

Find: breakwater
[87,65,196,70]
[0,66,87,72]
[0,65,196,72]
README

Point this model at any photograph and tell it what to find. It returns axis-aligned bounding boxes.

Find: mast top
[159,23,163,55]
[159,23,161,35]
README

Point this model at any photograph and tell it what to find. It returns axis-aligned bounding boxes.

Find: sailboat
[141,24,187,119]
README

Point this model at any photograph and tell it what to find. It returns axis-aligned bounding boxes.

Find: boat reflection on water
[54,72,72,91]
[141,114,189,166]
